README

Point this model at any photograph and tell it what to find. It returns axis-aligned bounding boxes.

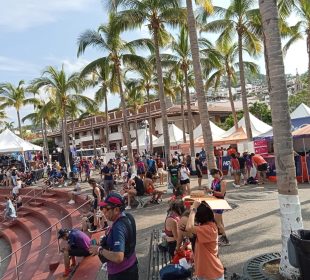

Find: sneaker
[219,236,230,246]
[125,206,131,210]
[68,200,75,204]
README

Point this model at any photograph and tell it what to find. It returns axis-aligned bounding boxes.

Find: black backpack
[99,213,136,263]
[134,177,145,196]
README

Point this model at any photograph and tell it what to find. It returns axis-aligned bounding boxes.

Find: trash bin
[290,230,310,279]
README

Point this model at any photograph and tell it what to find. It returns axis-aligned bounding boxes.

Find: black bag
[159,264,191,280]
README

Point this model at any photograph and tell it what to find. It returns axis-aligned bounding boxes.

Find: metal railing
[0,198,92,280]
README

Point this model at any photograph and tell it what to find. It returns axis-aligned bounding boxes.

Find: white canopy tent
[193,121,226,141]
[153,124,189,147]
[0,129,42,153]
[290,103,310,119]
[221,113,272,138]
[122,129,158,152]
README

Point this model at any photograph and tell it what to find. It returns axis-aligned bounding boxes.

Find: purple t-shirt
[68,229,91,251]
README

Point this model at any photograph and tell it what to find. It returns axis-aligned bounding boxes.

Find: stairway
[0,187,91,280]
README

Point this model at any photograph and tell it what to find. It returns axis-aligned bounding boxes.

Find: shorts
[240,168,246,175]
[180,179,190,185]
[213,209,224,215]
[257,163,268,172]
[108,261,138,280]
[157,168,164,174]
[196,170,202,178]
[69,247,90,257]
[104,180,114,193]
[231,169,241,175]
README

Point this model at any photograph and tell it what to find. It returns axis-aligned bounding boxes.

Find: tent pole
[23,152,27,171]
[303,138,310,183]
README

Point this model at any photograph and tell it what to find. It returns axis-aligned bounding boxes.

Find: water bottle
[91,239,97,245]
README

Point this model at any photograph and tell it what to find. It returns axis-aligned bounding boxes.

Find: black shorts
[257,163,268,172]
[108,261,139,280]
[196,171,202,178]
[69,247,90,257]
[180,179,190,185]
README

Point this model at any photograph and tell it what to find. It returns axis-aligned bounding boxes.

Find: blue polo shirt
[68,229,91,251]
[105,213,137,275]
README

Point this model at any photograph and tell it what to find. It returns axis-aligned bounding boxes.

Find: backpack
[148,160,155,173]
[247,176,257,184]
[99,213,136,263]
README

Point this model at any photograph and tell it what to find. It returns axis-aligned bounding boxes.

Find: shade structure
[292,124,310,138]
[290,103,310,119]
[153,124,189,147]
[221,113,272,138]
[254,128,273,140]
[121,129,158,151]
[193,121,226,141]
[213,127,248,146]
[0,129,42,153]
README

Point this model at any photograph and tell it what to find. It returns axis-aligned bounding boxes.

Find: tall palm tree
[113,0,187,165]
[125,80,145,152]
[185,0,217,169]
[259,1,303,279]
[208,42,259,130]
[32,66,94,172]
[80,57,115,152]
[77,13,149,168]
[204,0,262,141]
[67,99,83,150]
[168,26,195,157]
[0,81,38,137]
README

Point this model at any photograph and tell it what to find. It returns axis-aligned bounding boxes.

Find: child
[68,178,81,204]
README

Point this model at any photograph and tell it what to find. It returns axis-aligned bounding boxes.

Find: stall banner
[254,139,268,155]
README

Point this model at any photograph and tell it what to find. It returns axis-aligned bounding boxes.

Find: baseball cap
[57,228,69,239]
[99,193,125,209]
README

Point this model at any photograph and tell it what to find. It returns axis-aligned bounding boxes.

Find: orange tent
[213,127,248,146]
[292,124,310,138]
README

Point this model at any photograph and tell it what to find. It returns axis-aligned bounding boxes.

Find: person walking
[89,193,139,280]
[230,153,241,188]
[102,161,116,196]
[168,158,181,196]
[207,169,230,246]
[180,162,191,195]
[195,153,203,189]
[155,155,164,185]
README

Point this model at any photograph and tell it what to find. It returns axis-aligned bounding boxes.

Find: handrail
[23,188,46,206]
[0,212,93,280]
[0,198,92,265]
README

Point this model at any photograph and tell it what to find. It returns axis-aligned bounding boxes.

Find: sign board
[254,139,268,155]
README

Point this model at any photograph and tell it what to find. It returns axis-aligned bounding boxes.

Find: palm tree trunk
[105,93,110,152]
[259,2,303,279]
[153,28,171,166]
[91,117,97,158]
[263,32,272,93]
[186,0,216,169]
[134,111,140,152]
[184,69,195,157]
[17,110,22,137]
[307,31,310,105]
[238,32,253,140]
[71,116,76,149]
[62,108,71,172]
[227,72,238,130]
[115,63,134,167]
[180,84,187,143]
[42,119,49,162]
[146,87,153,153]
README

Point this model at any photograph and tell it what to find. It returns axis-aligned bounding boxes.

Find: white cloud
[0,0,97,31]
[0,56,39,74]
[284,39,307,75]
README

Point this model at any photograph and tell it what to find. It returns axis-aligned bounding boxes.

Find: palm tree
[80,57,115,152]
[0,81,38,137]
[204,0,262,141]
[77,13,149,168]
[185,0,217,169]
[112,0,187,165]
[280,0,310,104]
[208,42,259,130]
[259,1,303,279]
[22,99,58,162]
[125,79,145,152]
[32,66,94,172]
[67,99,83,150]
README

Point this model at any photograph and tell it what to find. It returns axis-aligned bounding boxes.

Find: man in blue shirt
[102,161,115,196]
[89,193,138,280]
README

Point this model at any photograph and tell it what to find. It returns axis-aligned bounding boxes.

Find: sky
[0,0,307,125]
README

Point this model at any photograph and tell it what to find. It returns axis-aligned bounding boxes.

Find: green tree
[288,90,309,111]
[185,0,217,169]
[259,1,303,278]
[80,58,115,152]
[113,0,187,165]
[77,13,149,168]
[32,66,93,172]
[249,101,272,125]
[0,80,38,137]
[204,0,262,141]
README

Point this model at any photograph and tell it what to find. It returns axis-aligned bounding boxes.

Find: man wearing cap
[58,228,91,277]
[89,193,138,280]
